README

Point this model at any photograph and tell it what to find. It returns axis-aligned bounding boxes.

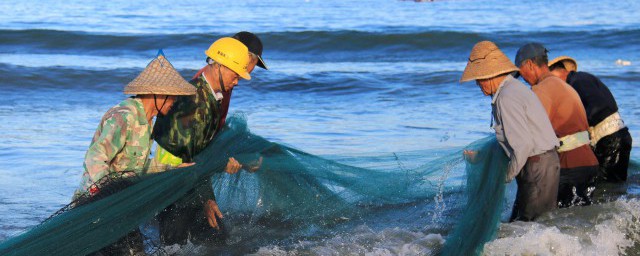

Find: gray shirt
[492,75,559,182]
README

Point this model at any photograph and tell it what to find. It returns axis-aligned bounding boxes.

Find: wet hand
[463,150,478,163]
[246,156,263,173]
[177,162,195,168]
[204,199,224,230]
[88,185,100,196]
[225,157,242,174]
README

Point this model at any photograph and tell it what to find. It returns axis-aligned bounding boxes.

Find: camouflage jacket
[76,98,153,195]
[153,74,223,162]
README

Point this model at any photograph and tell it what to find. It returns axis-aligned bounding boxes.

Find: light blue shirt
[491,75,559,182]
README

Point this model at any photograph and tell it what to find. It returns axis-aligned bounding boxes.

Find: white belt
[589,112,626,146]
[557,131,590,153]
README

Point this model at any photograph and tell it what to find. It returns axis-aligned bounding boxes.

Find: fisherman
[515,43,600,208]
[152,32,267,172]
[152,34,267,245]
[461,41,560,221]
[548,56,632,182]
[194,31,268,128]
[74,52,196,254]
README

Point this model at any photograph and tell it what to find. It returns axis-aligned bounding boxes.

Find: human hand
[177,162,195,168]
[88,184,100,196]
[463,150,478,163]
[204,199,224,230]
[225,157,242,174]
[246,156,263,173]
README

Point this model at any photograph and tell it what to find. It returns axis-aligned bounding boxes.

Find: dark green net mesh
[0,115,510,255]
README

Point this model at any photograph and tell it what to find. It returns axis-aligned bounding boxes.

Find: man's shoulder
[189,76,213,102]
[574,71,597,79]
[570,71,599,84]
[543,75,567,86]
[104,99,137,120]
[190,75,206,88]
[503,77,527,89]
[537,75,570,93]
[106,97,138,110]
[500,78,531,98]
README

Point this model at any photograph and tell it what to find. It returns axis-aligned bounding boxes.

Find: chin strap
[217,63,227,93]
[153,95,169,116]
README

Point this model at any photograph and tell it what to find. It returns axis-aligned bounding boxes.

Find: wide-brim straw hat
[548,55,578,72]
[124,53,196,95]
[460,41,519,82]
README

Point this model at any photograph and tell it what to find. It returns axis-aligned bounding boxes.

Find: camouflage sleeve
[83,110,129,183]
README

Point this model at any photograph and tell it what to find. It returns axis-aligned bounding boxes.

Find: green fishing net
[441,137,508,256]
[0,115,510,255]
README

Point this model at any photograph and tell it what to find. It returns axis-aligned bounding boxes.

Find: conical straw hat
[548,55,578,72]
[460,41,519,82]
[124,53,196,95]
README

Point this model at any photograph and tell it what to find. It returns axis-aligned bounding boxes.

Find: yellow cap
[204,37,251,80]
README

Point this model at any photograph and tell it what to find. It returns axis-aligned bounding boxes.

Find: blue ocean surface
[1,0,639,255]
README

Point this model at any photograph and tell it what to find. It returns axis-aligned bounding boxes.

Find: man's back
[493,76,558,156]
[531,74,598,169]
[153,75,223,162]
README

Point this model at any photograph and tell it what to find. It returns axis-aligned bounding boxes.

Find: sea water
[1,0,639,254]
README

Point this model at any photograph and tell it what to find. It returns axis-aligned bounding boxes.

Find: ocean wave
[0,53,465,73]
[0,63,141,91]
[1,28,639,62]
[0,61,463,93]
[2,59,638,95]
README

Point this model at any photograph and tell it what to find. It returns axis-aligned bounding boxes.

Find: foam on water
[1,0,639,254]
[252,225,445,256]
[484,199,640,256]
[247,196,640,255]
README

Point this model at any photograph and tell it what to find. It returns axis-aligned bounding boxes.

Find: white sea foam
[483,199,640,256]
[157,199,640,255]
[250,225,444,256]
[616,59,632,66]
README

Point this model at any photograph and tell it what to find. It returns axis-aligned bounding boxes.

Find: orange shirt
[532,74,599,169]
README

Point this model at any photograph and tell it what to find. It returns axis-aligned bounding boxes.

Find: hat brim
[548,56,577,72]
[257,55,268,70]
[124,54,196,96]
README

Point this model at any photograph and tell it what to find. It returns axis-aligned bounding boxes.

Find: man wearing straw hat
[75,52,196,198]
[73,52,196,254]
[515,43,599,208]
[549,56,632,183]
[461,41,560,221]
[151,36,257,245]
